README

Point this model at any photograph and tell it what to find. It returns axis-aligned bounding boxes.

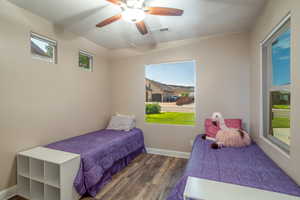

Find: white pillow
[107,115,136,131]
[116,114,136,129]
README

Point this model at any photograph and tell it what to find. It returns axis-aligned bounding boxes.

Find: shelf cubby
[18,155,29,177]
[18,147,80,200]
[18,175,30,199]
[45,162,60,188]
[45,184,60,200]
[31,180,44,200]
[30,158,44,182]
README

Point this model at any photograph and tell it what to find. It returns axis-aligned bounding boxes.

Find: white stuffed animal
[208,112,251,149]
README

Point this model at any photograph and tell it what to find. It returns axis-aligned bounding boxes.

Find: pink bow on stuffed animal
[203,112,251,149]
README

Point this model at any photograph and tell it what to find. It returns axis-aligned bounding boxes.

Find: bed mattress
[46,128,145,197]
[167,135,300,200]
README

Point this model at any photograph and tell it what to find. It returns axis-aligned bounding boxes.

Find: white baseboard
[0,185,17,200]
[146,147,190,159]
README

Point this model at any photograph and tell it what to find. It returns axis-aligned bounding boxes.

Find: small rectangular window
[261,15,291,152]
[30,32,57,63]
[79,50,93,71]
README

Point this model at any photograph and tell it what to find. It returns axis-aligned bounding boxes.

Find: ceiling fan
[96,0,184,35]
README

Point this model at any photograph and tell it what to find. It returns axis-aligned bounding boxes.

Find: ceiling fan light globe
[122,8,145,23]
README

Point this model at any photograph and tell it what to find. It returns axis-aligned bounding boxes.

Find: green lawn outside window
[145,112,195,125]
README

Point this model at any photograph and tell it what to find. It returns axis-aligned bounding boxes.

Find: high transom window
[30,32,57,63]
[79,50,93,72]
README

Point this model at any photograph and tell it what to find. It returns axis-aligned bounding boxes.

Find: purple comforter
[167,135,300,200]
[46,128,145,197]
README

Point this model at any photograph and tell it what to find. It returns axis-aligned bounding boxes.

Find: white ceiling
[9,0,266,49]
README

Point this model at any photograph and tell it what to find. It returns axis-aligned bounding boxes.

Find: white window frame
[30,32,57,64]
[260,13,291,154]
[79,50,93,72]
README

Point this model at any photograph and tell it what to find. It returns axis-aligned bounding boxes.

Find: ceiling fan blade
[145,7,184,16]
[96,14,122,28]
[106,0,122,5]
[136,21,148,35]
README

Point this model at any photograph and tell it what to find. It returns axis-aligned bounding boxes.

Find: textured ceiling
[9,0,266,49]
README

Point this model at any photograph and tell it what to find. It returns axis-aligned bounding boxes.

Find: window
[79,50,93,71]
[30,32,57,63]
[145,61,196,126]
[261,15,291,152]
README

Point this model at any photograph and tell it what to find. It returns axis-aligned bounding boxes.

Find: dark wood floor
[10,153,187,200]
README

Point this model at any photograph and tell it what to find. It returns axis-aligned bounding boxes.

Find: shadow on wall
[6,157,17,188]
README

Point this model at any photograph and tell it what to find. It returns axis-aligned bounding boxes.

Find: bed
[167,135,300,200]
[46,128,145,197]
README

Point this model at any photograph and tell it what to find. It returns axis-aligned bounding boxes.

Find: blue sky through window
[145,61,195,86]
[31,38,48,53]
[272,28,291,86]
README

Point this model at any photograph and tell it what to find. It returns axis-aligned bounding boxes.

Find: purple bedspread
[46,128,145,197]
[167,135,300,200]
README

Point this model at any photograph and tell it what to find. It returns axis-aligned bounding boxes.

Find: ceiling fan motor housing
[125,0,144,9]
[97,0,184,35]
[122,8,146,23]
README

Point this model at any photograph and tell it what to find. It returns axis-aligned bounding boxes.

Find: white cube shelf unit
[17,147,81,200]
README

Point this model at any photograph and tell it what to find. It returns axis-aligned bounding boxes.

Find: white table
[183,176,300,200]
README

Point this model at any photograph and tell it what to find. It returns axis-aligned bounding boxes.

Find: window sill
[144,122,196,128]
[259,135,290,159]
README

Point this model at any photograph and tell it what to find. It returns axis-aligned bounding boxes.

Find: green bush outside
[79,54,90,69]
[181,93,189,97]
[146,104,161,114]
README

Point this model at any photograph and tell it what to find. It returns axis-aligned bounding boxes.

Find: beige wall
[109,33,251,153]
[6,0,300,192]
[250,0,300,184]
[0,1,111,190]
